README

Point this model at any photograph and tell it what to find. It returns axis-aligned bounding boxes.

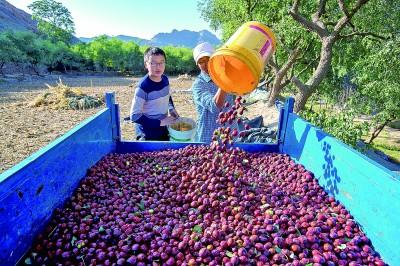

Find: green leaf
[139,181,145,187]
[225,251,234,258]
[192,225,202,234]
[98,226,105,233]
[24,257,32,265]
[275,247,282,253]
[71,236,77,246]
[137,200,145,211]
[338,244,347,250]
[260,204,270,209]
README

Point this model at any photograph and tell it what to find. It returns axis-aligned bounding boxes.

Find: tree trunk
[367,120,390,144]
[294,87,313,112]
[267,75,285,107]
[267,49,300,107]
[293,37,334,112]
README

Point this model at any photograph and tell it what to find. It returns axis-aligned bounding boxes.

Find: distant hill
[0,0,79,43]
[0,0,37,32]
[79,29,220,48]
[80,34,150,45]
[151,29,220,48]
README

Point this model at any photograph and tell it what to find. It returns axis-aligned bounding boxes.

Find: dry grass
[29,78,103,110]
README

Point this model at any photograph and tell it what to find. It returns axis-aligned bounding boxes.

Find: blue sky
[7,0,218,39]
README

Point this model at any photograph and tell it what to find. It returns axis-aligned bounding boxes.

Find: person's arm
[192,79,223,113]
[130,87,161,128]
[214,88,227,109]
[168,96,179,118]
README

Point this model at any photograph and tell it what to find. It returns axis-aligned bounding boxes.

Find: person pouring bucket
[191,42,238,143]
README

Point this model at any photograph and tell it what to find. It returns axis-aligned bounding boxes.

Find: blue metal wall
[282,112,400,266]
[0,93,118,265]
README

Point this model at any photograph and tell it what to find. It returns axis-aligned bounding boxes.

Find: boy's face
[145,55,166,80]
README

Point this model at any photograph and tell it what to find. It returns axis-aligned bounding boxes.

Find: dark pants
[135,123,169,141]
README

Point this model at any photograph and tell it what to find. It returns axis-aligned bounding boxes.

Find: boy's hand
[160,116,177,126]
[169,109,179,118]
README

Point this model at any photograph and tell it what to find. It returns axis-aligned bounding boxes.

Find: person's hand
[160,116,177,126]
[169,109,179,118]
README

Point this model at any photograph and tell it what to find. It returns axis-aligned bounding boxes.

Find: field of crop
[0,75,278,173]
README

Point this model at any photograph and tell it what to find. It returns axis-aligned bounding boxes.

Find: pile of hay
[29,79,104,110]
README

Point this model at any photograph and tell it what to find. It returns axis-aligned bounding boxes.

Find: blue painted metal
[0,93,118,265]
[282,113,400,266]
[105,92,121,141]
[117,141,279,154]
[278,97,294,152]
[0,94,399,265]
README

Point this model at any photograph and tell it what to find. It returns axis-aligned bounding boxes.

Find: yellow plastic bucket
[208,21,277,95]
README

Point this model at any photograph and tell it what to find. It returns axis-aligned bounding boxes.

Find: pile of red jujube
[26,144,385,265]
[211,96,249,148]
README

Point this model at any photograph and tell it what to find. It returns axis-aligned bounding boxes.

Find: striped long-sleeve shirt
[130,74,175,140]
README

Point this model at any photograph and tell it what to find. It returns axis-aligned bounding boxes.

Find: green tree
[0,32,24,75]
[122,41,143,73]
[70,42,95,71]
[199,0,398,112]
[85,36,122,71]
[28,0,75,43]
[44,41,83,73]
[350,37,400,143]
[163,46,196,75]
[4,31,48,75]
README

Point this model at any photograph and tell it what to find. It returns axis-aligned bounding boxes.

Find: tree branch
[338,31,388,40]
[338,0,350,17]
[295,41,313,63]
[314,0,327,19]
[312,0,328,31]
[291,75,308,92]
[297,56,320,77]
[278,48,301,77]
[290,0,328,38]
[268,58,280,75]
[281,79,292,88]
[333,0,369,36]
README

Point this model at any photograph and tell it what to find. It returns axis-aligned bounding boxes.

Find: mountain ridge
[0,0,37,32]
[79,29,220,48]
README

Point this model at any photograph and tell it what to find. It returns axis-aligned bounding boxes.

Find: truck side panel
[0,106,116,265]
[282,113,400,266]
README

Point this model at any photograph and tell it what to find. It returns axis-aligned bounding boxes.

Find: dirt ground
[0,75,279,173]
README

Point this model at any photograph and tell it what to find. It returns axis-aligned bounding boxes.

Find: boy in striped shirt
[130,47,179,141]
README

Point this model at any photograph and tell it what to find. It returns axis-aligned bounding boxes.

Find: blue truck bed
[0,92,399,265]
